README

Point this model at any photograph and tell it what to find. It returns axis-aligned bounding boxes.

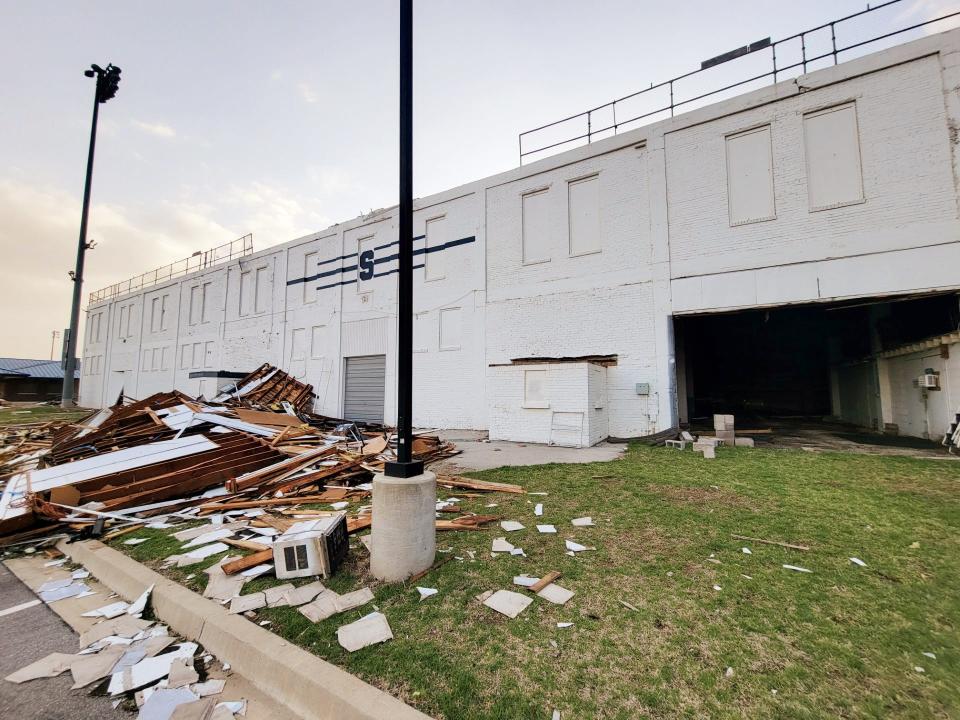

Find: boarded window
[523,369,548,408]
[192,342,202,368]
[726,125,775,225]
[180,344,190,370]
[439,308,462,351]
[118,306,128,338]
[291,328,307,361]
[311,325,325,359]
[141,350,150,371]
[413,313,430,352]
[189,286,201,325]
[239,271,253,316]
[522,189,550,264]
[150,297,161,332]
[568,175,600,255]
[201,282,212,323]
[303,252,318,303]
[424,216,446,281]
[204,341,215,368]
[255,266,270,313]
[804,103,864,211]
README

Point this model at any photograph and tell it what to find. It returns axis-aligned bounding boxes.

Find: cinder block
[734,437,755,447]
[713,414,735,431]
[701,445,716,459]
[694,437,721,448]
[716,430,735,443]
[665,439,687,449]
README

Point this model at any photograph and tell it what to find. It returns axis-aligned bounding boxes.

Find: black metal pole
[385,0,423,478]
[61,88,100,407]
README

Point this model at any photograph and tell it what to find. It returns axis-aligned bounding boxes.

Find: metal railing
[519,0,960,163]
[88,234,253,304]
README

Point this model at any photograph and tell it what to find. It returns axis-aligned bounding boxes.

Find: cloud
[899,0,960,33]
[132,120,176,138]
[297,83,319,104]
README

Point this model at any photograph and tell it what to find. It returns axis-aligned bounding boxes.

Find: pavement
[432,429,624,471]
[0,560,130,720]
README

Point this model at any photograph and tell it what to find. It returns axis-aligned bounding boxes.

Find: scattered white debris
[619,600,640,612]
[782,565,812,573]
[416,587,438,600]
[725,667,734,677]
[240,564,274,579]
[742,547,752,555]
[492,537,515,553]
[71,569,90,580]
[513,576,538,587]
[337,612,394,652]
[552,710,561,720]
[330,501,349,510]
[534,503,543,516]
[713,585,722,591]
[124,538,149,546]
[557,622,573,628]
[485,503,498,508]
[914,666,925,673]
[537,584,575,606]
[500,521,525,532]
[528,492,548,496]
[537,525,557,534]
[43,558,68,567]
[483,590,533,618]
[850,557,867,567]
[922,652,937,660]
[741,574,753,580]
[571,517,594,527]
[127,585,154,616]
[510,547,526,557]
[82,601,129,619]
[565,540,588,552]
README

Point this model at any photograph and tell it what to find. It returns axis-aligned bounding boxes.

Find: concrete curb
[58,539,432,720]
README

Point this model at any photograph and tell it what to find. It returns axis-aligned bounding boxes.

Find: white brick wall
[80,28,960,442]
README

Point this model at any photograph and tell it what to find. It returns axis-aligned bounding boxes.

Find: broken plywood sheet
[228,592,266,614]
[69,645,127,688]
[336,612,393,652]
[334,587,374,613]
[4,652,76,683]
[298,590,341,623]
[483,590,533,618]
[278,581,326,607]
[167,656,200,688]
[262,583,295,608]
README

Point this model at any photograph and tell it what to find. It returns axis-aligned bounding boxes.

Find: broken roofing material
[337,612,394,652]
[483,590,533,618]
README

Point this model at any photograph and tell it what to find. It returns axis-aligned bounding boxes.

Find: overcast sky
[0,0,956,359]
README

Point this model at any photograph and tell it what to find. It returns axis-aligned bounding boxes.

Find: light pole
[370,0,436,582]
[61,63,121,407]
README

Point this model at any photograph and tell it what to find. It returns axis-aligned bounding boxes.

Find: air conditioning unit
[272,513,349,580]
[918,374,940,390]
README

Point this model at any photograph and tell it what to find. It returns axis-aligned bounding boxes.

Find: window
[200,282,213,323]
[311,325,325,359]
[255,267,270,313]
[192,342,202,368]
[189,286,201,325]
[522,189,551,264]
[150,297,161,332]
[439,308,462,351]
[152,347,162,371]
[413,313,430,353]
[161,347,169,371]
[160,295,169,331]
[118,305,128,338]
[239,270,253,316]
[303,252,318,303]
[424,216,446,281]
[568,175,601,255]
[291,328,307,361]
[204,342,215,368]
[523,370,548,408]
[141,350,150,371]
[180,344,190,370]
[804,103,864,211]
[726,125,775,225]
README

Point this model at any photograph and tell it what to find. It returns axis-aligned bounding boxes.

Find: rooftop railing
[88,234,253,305]
[518,0,960,164]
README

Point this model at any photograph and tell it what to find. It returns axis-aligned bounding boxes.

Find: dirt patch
[646,484,763,511]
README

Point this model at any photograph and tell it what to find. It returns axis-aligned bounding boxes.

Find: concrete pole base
[369,470,436,582]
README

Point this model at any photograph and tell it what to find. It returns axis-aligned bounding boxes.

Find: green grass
[0,404,91,426]
[112,445,960,719]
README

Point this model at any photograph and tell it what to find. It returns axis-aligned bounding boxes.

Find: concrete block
[701,445,716,459]
[665,439,687,449]
[734,437,755,447]
[713,414,735,431]
[693,437,721,448]
[716,430,735,443]
[370,471,436,582]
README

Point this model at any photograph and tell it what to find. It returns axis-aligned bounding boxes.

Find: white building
[81,25,960,444]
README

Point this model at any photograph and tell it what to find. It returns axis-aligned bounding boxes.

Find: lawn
[0,404,90,426]
[113,445,960,719]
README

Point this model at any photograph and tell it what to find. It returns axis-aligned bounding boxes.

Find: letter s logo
[358,249,375,281]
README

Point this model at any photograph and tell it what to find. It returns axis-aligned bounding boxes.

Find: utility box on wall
[487,361,609,447]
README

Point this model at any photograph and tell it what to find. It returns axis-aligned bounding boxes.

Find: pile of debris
[0,364,458,546]
[666,414,758,459]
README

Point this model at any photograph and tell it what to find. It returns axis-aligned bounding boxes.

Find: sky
[0,0,956,359]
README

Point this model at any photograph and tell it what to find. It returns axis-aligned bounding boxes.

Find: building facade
[81,28,960,444]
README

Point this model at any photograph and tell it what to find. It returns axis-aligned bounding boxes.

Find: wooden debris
[528,571,562,594]
[435,476,524,494]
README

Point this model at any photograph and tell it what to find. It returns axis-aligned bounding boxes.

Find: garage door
[343,355,386,423]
